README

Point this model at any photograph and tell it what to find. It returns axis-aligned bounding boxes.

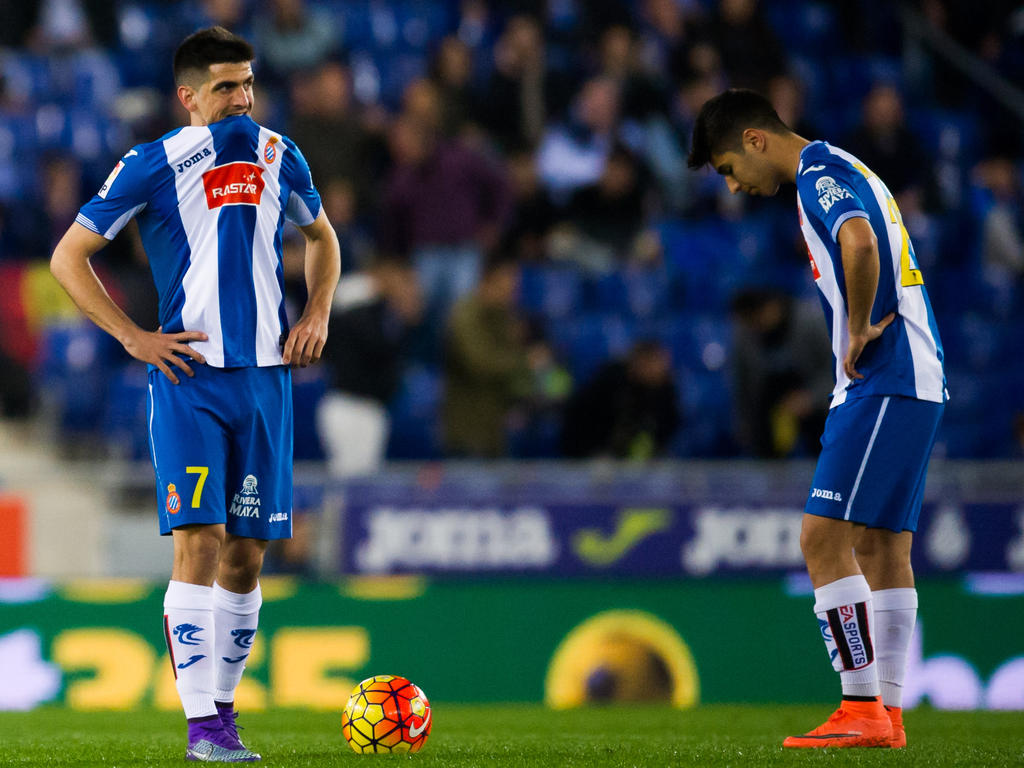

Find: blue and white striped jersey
[77,114,322,368]
[795,140,947,408]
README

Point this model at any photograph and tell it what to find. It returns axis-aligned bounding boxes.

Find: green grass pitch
[0,705,1020,767]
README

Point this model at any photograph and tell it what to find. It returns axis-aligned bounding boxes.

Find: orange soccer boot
[783,697,893,748]
[885,705,906,748]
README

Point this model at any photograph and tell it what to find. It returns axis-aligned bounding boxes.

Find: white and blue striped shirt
[77,115,322,368]
[795,141,947,407]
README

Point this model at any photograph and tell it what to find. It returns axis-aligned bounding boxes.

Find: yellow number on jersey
[185,466,209,508]
[884,197,924,287]
[852,161,924,287]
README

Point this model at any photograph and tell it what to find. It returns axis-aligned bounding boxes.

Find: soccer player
[50,27,341,762]
[688,90,946,749]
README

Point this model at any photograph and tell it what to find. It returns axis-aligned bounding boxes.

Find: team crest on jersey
[165,483,181,514]
[264,137,278,163]
[229,474,261,518]
[815,176,852,213]
[203,162,265,208]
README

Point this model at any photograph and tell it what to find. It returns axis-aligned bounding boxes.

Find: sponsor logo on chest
[202,162,265,208]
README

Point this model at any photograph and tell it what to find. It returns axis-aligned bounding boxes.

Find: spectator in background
[191,0,252,37]
[318,256,423,477]
[429,35,480,140]
[253,0,340,86]
[479,15,572,151]
[286,60,374,216]
[658,73,724,215]
[537,76,622,202]
[636,0,711,85]
[3,0,119,50]
[505,145,558,262]
[595,24,667,125]
[708,0,786,91]
[442,254,530,458]
[768,74,817,142]
[561,340,681,460]
[32,154,84,255]
[381,85,513,341]
[972,155,1024,313]
[846,84,931,206]
[552,144,653,271]
[509,319,573,458]
[319,176,374,272]
[729,289,833,458]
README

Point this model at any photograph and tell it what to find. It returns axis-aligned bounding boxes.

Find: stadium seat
[35,322,119,437]
[552,313,636,384]
[764,0,836,55]
[101,365,150,460]
[386,364,443,459]
[592,268,671,319]
[291,368,328,462]
[519,264,585,320]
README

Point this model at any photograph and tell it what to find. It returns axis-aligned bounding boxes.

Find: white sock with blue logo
[813,574,880,698]
[872,587,917,708]
[163,580,218,719]
[212,581,262,704]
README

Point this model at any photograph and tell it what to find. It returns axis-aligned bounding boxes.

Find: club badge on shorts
[166,483,181,514]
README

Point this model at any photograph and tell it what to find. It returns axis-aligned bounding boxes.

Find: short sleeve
[796,165,869,242]
[76,147,150,239]
[280,138,322,226]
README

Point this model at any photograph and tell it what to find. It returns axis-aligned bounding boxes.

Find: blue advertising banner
[338,499,1024,576]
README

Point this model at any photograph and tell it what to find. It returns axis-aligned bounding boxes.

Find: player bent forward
[689,89,946,748]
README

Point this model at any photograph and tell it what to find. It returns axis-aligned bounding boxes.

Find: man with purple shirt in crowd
[382,83,512,345]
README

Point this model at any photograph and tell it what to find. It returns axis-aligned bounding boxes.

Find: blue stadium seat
[909,109,981,166]
[552,313,636,384]
[674,366,735,458]
[519,264,585,320]
[36,322,120,436]
[292,368,328,461]
[765,0,836,55]
[657,219,748,311]
[653,313,733,375]
[592,268,671,319]
[386,364,442,459]
[102,365,150,459]
[0,51,53,104]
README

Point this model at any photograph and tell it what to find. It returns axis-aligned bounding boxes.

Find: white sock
[163,580,217,719]
[872,587,917,708]
[212,581,262,704]
[813,574,880,698]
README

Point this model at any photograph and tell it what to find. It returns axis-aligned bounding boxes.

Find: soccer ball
[341,675,432,753]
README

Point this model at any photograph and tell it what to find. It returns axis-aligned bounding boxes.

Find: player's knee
[799,524,831,562]
[219,543,265,586]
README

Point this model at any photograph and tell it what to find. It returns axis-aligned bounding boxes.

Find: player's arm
[283,210,341,367]
[837,216,895,380]
[50,222,207,384]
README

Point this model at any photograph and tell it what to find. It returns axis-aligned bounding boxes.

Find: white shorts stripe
[844,396,890,521]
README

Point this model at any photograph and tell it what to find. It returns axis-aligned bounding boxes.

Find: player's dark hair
[688,89,790,169]
[173,26,254,86]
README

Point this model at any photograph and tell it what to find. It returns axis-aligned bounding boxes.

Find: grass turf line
[0,705,1020,767]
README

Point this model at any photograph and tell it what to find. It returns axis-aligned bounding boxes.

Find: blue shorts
[147,364,293,539]
[805,395,944,532]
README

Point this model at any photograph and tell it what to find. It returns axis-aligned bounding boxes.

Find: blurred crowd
[1,0,1024,468]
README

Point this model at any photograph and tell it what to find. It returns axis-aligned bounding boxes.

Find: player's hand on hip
[282,313,328,367]
[123,327,207,385]
[844,312,895,380]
